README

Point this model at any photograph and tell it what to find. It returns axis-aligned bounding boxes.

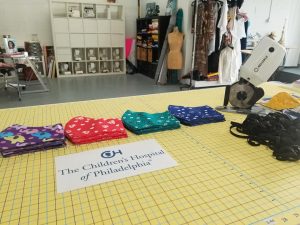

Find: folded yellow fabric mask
[264,92,300,110]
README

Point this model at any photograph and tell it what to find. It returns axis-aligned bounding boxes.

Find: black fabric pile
[230,112,300,161]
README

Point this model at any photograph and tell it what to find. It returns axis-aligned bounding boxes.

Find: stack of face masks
[65,116,128,144]
[168,105,225,126]
[122,110,180,135]
[0,124,65,157]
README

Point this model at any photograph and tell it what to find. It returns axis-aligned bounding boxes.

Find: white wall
[1,0,299,66]
[0,0,137,48]
[242,0,300,48]
[122,0,138,39]
[242,0,300,65]
[0,0,52,46]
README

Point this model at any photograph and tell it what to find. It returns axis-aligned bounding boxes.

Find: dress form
[167,26,184,70]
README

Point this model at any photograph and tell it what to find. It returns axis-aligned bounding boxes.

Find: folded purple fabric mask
[0,124,66,157]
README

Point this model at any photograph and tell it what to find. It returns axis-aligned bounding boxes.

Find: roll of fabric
[0,124,65,157]
[122,110,180,135]
[168,105,225,126]
[65,116,127,144]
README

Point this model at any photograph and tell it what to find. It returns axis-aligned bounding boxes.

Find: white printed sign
[55,139,177,193]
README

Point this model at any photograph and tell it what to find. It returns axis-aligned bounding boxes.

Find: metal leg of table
[3,68,22,100]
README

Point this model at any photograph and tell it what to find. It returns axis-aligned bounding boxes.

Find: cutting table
[0,83,299,225]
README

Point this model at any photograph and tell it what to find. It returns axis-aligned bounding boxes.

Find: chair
[0,62,23,100]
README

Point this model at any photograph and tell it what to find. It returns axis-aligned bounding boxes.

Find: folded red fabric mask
[65,116,128,144]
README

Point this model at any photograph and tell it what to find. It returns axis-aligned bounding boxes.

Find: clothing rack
[191,0,235,5]
[181,0,243,90]
[181,0,223,90]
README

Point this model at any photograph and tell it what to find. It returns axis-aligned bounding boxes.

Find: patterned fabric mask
[122,110,180,135]
[65,116,127,144]
[0,124,65,157]
[168,105,225,126]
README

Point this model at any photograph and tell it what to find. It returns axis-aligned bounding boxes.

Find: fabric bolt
[64,116,127,144]
[0,124,65,157]
[122,110,180,135]
[168,105,225,126]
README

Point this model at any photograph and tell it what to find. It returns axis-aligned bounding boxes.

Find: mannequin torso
[167,27,184,70]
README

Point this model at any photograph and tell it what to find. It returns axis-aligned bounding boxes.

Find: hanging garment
[231,17,246,77]
[218,45,238,84]
[65,116,127,144]
[176,8,183,32]
[227,7,237,31]
[241,20,249,62]
[122,110,180,135]
[194,1,217,77]
[0,124,65,157]
[224,7,245,83]
[217,0,228,49]
[237,0,245,8]
[208,4,223,73]
[208,3,221,56]
[208,51,220,73]
[168,105,225,126]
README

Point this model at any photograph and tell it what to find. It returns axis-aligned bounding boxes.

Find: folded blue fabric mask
[168,105,225,126]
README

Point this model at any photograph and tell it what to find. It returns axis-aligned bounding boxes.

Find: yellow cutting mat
[0,83,299,225]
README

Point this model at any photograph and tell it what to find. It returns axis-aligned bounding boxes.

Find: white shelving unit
[49,0,125,77]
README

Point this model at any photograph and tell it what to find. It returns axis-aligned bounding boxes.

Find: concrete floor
[282,66,300,75]
[0,74,180,109]
[1,66,299,109]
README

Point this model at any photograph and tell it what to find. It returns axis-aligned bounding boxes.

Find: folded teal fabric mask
[122,110,180,135]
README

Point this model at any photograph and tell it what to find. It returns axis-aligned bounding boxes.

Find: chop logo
[254,55,268,72]
[101,150,122,158]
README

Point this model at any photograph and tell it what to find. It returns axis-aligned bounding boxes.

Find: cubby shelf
[50,0,125,77]
[136,16,170,79]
